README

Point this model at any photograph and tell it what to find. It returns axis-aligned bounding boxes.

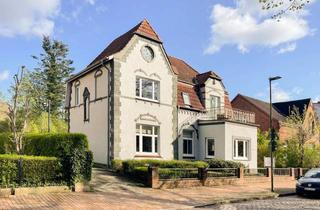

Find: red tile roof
[88,19,161,66]
[177,82,204,110]
[168,56,199,84]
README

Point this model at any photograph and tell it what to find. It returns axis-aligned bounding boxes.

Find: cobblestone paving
[205,196,320,210]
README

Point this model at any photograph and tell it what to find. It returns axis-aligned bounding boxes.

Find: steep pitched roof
[88,19,161,66]
[177,82,204,110]
[168,56,199,84]
[196,71,221,84]
[234,94,285,121]
[273,98,311,117]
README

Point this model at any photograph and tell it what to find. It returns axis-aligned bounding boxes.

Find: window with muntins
[234,139,249,160]
[206,138,215,158]
[136,124,159,154]
[183,130,193,156]
[74,81,80,106]
[136,77,159,101]
[83,88,90,122]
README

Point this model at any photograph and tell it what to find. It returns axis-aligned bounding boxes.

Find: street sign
[264,157,275,168]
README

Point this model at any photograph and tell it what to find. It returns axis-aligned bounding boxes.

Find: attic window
[182,92,191,107]
[212,79,216,85]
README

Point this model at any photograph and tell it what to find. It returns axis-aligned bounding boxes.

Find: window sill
[233,157,249,161]
[135,97,160,104]
[134,154,162,158]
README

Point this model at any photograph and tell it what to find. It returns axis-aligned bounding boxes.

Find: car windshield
[304,170,320,178]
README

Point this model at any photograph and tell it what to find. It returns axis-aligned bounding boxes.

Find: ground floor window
[206,138,215,158]
[136,124,159,154]
[233,139,249,160]
[183,130,194,157]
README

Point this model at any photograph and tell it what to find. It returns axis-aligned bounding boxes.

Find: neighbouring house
[232,94,317,142]
[65,19,258,168]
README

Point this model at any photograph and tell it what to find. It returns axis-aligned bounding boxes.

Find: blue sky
[0,0,319,102]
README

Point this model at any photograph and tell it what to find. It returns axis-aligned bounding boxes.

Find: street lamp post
[43,99,51,133]
[269,76,281,192]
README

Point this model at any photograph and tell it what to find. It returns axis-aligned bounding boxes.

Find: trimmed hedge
[122,159,208,174]
[0,133,93,184]
[206,158,244,168]
[0,154,62,188]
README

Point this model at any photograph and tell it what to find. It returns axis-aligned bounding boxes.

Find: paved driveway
[204,196,320,210]
[0,167,297,210]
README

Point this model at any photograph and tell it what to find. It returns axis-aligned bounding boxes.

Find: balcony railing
[200,107,255,124]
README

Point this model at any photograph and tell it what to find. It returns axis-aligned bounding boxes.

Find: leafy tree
[281,106,313,167]
[27,112,67,133]
[31,36,74,116]
[257,130,270,167]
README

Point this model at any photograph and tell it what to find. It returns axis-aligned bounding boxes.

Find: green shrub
[0,133,13,154]
[122,159,208,173]
[206,158,244,168]
[111,159,123,173]
[130,166,149,182]
[23,133,92,184]
[0,154,62,188]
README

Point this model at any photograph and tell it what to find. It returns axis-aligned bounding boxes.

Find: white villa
[66,19,258,168]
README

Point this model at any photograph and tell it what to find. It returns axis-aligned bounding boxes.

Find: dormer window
[182,92,191,108]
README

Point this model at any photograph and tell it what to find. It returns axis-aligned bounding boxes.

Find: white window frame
[205,138,215,158]
[182,130,194,157]
[182,92,191,107]
[233,139,249,160]
[94,70,103,99]
[75,84,80,106]
[136,77,159,102]
[136,124,159,155]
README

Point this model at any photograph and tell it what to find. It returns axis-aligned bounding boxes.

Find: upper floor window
[182,92,191,108]
[74,81,80,106]
[183,130,194,157]
[83,88,90,122]
[136,124,159,154]
[94,70,103,99]
[233,139,249,160]
[136,77,159,101]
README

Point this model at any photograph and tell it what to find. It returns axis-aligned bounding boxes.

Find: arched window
[74,80,80,105]
[94,70,103,99]
[83,87,90,122]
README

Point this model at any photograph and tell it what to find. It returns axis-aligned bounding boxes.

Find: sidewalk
[0,169,296,210]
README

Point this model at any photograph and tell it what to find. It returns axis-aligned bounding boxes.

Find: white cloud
[277,43,297,54]
[85,0,96,5]
[205,0,313,54]
[0,0,60,37]
[256,84,303,103]
[0,70,9,81]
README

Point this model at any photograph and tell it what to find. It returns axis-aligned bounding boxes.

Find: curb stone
[193,193,278,208]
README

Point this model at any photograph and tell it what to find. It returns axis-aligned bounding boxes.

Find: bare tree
[6,66,31,154]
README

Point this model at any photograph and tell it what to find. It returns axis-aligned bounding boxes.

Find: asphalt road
[202,195,320,210]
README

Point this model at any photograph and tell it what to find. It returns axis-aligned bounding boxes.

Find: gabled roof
[168,56,199,84]
[177,82,204,110]
[233,94,285,121]
[88,19,161,66]
[273,98,311,117]
[196,71,221,84]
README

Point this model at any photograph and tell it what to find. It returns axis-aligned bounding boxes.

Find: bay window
[233,139,249,160]
[136,124,159,154]
[136,77,159,101]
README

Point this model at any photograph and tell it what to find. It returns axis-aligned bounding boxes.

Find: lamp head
[269,76,282,81]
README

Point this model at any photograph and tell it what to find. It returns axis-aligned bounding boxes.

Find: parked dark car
[296,168,320,196]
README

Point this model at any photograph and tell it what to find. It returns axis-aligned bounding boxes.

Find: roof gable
[88,19,161,66]
[273,98,311,117]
